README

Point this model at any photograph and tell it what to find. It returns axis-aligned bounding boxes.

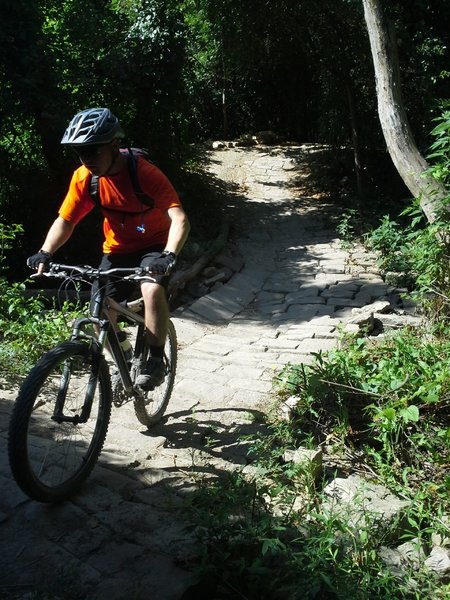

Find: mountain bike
[8,263,177,503]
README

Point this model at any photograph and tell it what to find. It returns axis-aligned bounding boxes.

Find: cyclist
[27,107,190,390]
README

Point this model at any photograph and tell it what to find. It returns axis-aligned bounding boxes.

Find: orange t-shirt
[58,157,181,254]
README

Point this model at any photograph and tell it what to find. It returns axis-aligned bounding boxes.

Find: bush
[0,224,76,377]
[274,326,450,503]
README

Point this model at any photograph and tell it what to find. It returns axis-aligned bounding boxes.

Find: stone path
[0,145,393,600]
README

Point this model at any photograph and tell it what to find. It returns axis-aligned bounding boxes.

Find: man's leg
[90,253,138,369]
[141,281,169,346]
[136,251,170,390]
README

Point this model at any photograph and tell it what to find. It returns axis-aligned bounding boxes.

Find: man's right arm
[40,216,75,255]
[28,217,76,274]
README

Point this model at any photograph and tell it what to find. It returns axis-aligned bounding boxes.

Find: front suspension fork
[52,318,106,424]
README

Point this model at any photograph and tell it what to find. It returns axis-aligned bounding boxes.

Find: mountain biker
[27,107,190,391]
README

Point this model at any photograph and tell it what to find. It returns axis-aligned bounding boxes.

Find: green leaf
[383,407,397,421]
[390,378,405,390]
[399,405,420,423]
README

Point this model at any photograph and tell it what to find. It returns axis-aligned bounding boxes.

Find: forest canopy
[1,0,449,274]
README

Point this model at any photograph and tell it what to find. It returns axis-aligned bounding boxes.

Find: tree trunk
[221,45,229,138]
[362,0,446,224]
[345,81,364,198]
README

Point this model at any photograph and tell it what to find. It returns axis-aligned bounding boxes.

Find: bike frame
[10,263,176,503]
[40,264,159,422]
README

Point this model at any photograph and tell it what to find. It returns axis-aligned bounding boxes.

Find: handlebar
[32,262,158,282]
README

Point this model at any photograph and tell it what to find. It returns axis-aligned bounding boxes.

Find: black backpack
[89,147,155,212]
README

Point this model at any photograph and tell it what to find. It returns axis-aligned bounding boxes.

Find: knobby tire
[8,341,112,503]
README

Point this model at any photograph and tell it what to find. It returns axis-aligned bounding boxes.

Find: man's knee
[141,282,166,305]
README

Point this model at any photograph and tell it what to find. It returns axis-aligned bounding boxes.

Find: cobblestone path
[0,145,390,600]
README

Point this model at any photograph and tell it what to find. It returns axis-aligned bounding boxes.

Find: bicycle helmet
[61,108,125,146]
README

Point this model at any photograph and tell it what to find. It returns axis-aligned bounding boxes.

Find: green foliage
[0,223,23,273]
[0,280,75,377]
[1,0,193,266]
[364,214,404,261]
[361,104,450,309]
[0,224,75,377]
[219,324,449,597]
[184,323,450,597]
[363,201,450,302]
[364,214,412,275]
[426,102,450,188]
[336,208,361,248]
[185,462,437,598]
[274,327,450,503]
[2,0,450,266]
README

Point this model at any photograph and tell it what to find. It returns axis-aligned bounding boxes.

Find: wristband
[161,251,177,261]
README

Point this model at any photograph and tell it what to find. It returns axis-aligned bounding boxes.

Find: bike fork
[52,357,100,424]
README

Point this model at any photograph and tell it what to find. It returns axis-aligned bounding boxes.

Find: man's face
[73,142,116,175]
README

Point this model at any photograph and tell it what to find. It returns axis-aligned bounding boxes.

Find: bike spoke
[9,342,111,502]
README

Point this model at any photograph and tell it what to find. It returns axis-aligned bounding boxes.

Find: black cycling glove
[27,250,52,270]
[151,251,177,275]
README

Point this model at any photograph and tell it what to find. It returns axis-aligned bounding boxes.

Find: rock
[322,474,410,533]
[283,447,323,480]
[235,136,257,147]
[186,280,210,298]
[381,542,450,587]
[214,252,245,273]
[374,312,422,330]
[425,547,450,580]
[342,323,360,334]
[384,271,412,287]
[204,271,232,286]
[212,140,226,149]
[431,515,450,547]
[279,395,300,420]
[341,296,422,335]
[379,539,425,584]
[253,130,280,145]
[211,281,224,292]
[343,301,390,332]
[202,266,219,278]
[349,300,392,319]
[379,546,406,579]
[396,538,426,568]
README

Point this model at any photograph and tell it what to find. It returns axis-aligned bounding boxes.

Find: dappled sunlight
[0,145,418,600]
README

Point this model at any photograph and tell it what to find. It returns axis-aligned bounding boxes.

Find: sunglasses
[72,144,109,161]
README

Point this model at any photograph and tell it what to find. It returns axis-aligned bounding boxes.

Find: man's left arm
[149,205,191,275]
[164,205,190,256]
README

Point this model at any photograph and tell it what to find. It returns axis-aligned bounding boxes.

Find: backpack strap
[89,148,155,210]
[89,172,100,206]
[125,148,155,209]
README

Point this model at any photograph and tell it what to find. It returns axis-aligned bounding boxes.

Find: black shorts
[91,246,169,305]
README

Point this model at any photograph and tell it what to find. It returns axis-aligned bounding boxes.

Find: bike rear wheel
[8,341,111,503]
[134,319,177,427]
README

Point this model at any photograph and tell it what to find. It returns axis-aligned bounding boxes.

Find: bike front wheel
[134,319,177,427]
[8,341,112,503]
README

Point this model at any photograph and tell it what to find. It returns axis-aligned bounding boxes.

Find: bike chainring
[112,373,133,407]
